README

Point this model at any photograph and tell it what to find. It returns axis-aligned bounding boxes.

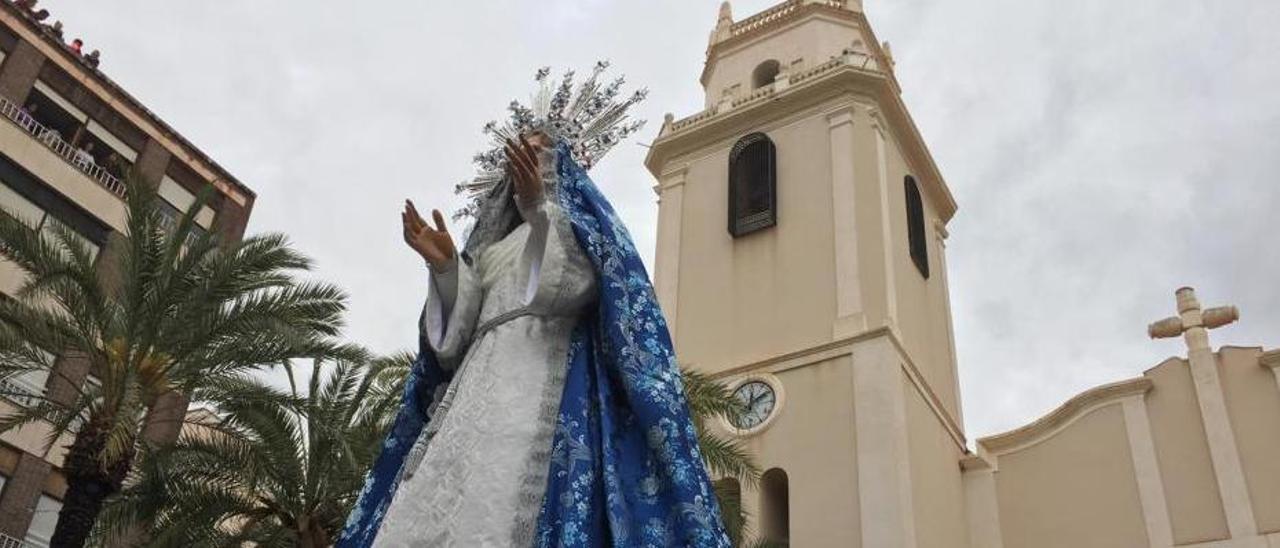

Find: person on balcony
[73,141,96,169]
[18,102,38,132]
[37,126,61,146]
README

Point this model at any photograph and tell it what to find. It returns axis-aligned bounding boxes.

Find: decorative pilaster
[133,138,172,189]
[1122,394,1174,548]
[961,455,1004,548]
[1149,287,1257,539]
[868,108,898,329]
[827,106,865,337]
[0,39,44,104]
[654,167,687,340]
[0,452,50,539]
[1262,350,1280,395]
[852,336,917,548]
[933,218,963,429]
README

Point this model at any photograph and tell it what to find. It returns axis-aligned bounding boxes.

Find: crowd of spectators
[10,0,100,69]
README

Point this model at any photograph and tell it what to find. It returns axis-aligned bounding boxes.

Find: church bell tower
[645,1,968,546]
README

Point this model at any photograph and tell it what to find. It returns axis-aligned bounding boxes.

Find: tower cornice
[647,58,957,223]
[701,1,891,89]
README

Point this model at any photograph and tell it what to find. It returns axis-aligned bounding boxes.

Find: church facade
[643,2,1280,547]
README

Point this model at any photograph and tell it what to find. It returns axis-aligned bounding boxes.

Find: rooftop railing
[730,0,849,38]
[0,95,126,198]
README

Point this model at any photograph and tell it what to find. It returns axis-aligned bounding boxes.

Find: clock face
[731,380,776,430]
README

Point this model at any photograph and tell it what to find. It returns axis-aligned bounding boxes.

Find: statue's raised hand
[402,200,456,271]
[505,133,547,207]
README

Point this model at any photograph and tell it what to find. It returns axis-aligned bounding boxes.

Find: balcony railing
[0,531,35,548]
[0,95,126,198]
[0,376,43,408]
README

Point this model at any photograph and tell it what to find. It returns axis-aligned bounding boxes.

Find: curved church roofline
[1262,349,1280,369]
[977,377,1154,457]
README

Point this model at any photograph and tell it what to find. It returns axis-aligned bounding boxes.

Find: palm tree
[0,177,350,547]
[94,356,399,547]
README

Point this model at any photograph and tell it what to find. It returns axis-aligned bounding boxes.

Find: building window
[23,82,85,147]
[0,180,100,263]
[728,133,777,237]
[904,175,929,279]
[24,494,61,547]
[761,468,790,543]
[157,175,214,247]
[752,60,781,89]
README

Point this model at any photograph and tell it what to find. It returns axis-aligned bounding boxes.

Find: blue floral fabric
[338,144,730,547]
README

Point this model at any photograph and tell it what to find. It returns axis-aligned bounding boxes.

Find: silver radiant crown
[454,61,648,220]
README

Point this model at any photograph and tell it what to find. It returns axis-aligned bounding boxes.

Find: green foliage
[681,366,788,547]
[0,176,351,546]
[93,355,405,546]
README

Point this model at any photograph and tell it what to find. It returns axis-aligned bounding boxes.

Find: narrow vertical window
[761,468,790,543]
[904,175,929,278]
[728,133,777,237]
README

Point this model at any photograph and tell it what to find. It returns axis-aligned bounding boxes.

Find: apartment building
[0,3,255,545]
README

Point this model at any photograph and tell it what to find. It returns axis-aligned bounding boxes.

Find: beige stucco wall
[858,116,960,421]
[672,111,838,373]
[0,400,68,467]
[0,258,23,296]
[728,356,861,547]
[704,14,869,106]
[973,348,1280,548]
[991,403,1149,548]
[904,377,969,548]
[665,98,962,424]
[1145,357,1231,543]
[1218,347,1280,535]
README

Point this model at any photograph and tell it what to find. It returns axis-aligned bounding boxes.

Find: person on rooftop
[69,38,82,55]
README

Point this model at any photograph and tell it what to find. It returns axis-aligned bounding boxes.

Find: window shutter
[904,176,930,279]
[728,133,777,237]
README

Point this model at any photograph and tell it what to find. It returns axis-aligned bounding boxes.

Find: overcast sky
[43,0,1280,440]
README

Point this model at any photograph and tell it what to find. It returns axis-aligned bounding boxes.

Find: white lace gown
[374,197,597,547]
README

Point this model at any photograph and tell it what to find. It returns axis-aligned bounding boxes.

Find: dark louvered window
[904,175,929,279]
[728,133,777,237]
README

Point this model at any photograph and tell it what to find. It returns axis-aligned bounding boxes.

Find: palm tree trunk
[49,423,132,548]
[296,516,327,548]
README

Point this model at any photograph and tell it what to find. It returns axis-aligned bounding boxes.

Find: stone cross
[1147,286,1239,351]
[1148,287,1258,537]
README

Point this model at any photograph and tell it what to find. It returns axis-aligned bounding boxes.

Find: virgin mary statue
[338,64,731,547]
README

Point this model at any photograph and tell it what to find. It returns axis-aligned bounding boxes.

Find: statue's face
[510,130,557,176]
[527,130,553,151]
